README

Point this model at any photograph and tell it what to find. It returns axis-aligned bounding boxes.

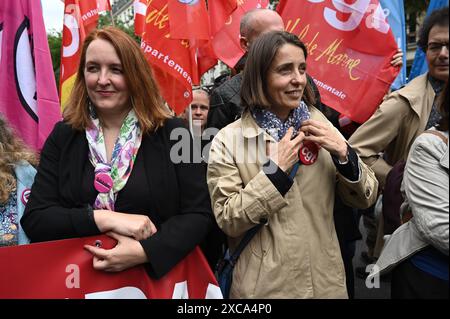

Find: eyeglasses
[426,42,449,53]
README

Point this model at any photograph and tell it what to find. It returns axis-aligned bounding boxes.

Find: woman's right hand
[93,210,157,241]
[267,127,305,172]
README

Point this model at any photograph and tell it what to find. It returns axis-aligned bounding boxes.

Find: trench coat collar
[240,111,276,143]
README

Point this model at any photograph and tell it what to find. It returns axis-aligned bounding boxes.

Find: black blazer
[21,118,213,279]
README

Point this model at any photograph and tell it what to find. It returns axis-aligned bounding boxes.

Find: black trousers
[391,259,449,299]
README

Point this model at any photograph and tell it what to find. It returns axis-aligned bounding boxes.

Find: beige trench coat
[207,107,378,298]
[349,73,436,188]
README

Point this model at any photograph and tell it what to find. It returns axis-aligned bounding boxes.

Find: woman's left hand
[300,119,348,161]
[84,232,148,272]
[391,48,404,67]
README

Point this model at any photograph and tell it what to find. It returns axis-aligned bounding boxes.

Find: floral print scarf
[86,109,142,211]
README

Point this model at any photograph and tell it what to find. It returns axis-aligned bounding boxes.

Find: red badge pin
[299,141,319,165]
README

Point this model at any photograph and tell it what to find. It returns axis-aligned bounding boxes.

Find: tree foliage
[98,13,138,42]
[47,32,62,87]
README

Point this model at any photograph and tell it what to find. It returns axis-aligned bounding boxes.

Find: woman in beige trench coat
[207,31,379,299]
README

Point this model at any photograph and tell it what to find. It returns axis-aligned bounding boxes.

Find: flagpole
[109,4,115,27]
[188,105,194,136]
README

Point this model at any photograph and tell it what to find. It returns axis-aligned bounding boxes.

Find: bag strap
[227,162,300,266]
[228,223,263,267]
[423,130,448,145]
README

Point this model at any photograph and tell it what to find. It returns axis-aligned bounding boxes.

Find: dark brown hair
[437,81,449,132]
[63,26,170,133]
[417,7,449,53]
[240,31,315,111]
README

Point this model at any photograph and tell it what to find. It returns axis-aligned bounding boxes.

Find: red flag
[167,0,210,40]
[197,41,218,79]
[60,0,103,109]
[277,0,399,123]
[0,0,61,151]
[142,0,195,114]
[78,0,101,32]
[142,0,217,114]
[210,0,269,68]
[134,0,148,37]
[0,236,221,298]
[209,0,238,35]
[97,0,112,12]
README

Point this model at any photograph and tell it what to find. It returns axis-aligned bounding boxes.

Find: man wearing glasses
[348,7,448,262]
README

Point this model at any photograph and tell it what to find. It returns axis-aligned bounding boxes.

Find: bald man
[207,9,295,131]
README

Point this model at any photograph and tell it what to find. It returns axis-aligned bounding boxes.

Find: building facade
[110,0,133,25]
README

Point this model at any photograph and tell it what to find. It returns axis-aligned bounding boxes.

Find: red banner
[168,0,210,40]
[97,0,112,12]
[142,0,214,115]
[209,0,237,35]
[134,0,147,37]
[60,0,109,109]
[277,0,399,123]
[0,235,221,299]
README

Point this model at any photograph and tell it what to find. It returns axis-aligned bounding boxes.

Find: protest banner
[0,235,221,299]
[278,0,400,123]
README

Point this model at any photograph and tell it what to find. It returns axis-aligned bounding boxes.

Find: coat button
[365,189,371,197]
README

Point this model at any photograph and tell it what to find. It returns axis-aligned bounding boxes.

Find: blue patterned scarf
[251,101,310,141]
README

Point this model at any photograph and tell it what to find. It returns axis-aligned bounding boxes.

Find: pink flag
[0,0,61,151]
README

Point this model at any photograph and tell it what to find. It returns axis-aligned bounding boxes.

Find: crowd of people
[0,7,448,299]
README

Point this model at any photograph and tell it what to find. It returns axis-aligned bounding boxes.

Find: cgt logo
[178,0,199,5]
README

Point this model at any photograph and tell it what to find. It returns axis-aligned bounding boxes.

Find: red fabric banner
[142,0,215,115]
[78,0,100,31]
[0,235,221,299]
[168,0,210,40]
[134,0,148,37]
[211,0,269,68]
[277,0,399,123]
[97,0,112,12]
[209,0,238,35]
[167,0,217,81]
[60,0,107,109]
[0,0,61,151]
